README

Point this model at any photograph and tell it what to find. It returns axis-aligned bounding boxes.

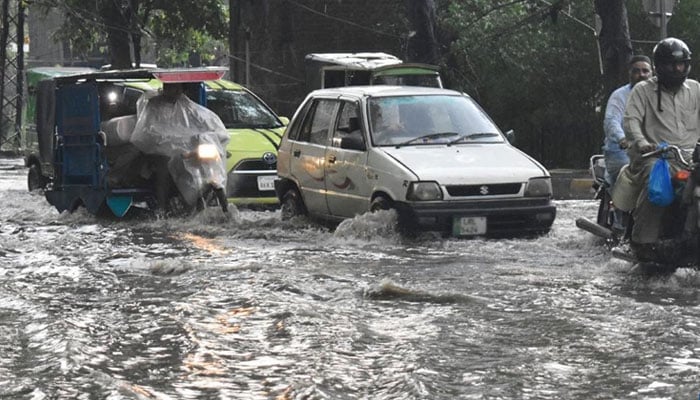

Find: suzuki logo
[479,185,489,195]
[262,152,277,165]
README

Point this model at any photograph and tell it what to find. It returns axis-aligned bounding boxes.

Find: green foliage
[147,0,227,66]
[437,0,602,168]
[38,0,101,60]
[43,0,227,67]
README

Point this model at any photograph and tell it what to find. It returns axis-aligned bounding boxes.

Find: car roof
[305,52,401,70]
[308,85,462,98]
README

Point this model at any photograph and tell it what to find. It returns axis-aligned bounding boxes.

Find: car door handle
[328,154,336,164]
[293,150,301,157]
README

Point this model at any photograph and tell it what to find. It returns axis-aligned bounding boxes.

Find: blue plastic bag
[648,156,674,206]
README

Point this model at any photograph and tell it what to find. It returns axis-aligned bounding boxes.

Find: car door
[324,99,371,218]
[288,98,338,217]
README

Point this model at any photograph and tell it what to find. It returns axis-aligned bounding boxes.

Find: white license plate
[257,175,276,191]
[452,216,487,236]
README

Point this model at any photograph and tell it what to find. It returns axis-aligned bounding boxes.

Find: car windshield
[206,89,283,129]
[372,74,441,88]
[368,95,504,146]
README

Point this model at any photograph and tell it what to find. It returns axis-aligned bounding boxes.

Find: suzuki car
[275,86,556,237]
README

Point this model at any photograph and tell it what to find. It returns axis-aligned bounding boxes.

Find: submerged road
[0,156,699,399]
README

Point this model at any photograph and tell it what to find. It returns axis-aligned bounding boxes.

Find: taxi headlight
[197,144,220,160]
[524,177,552,197]
[406,181,443,201]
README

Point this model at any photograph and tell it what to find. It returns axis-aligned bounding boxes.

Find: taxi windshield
[368,95,504,146]
[206,89,283,129]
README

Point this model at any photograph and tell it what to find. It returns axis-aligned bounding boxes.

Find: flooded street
[1,156,699,399]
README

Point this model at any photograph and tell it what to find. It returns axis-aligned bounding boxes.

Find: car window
[298,99,337,145]
[286,100,312,141]
[331,101,363,148]
[369,95,504,146]
[206,89,282,129]
[100,85,142,120]
[123,88,143,115]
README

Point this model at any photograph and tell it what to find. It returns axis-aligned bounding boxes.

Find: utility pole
[0,0,25,150]
[659,0,667,39]
[642,0,676,40]
[229,0,241,82]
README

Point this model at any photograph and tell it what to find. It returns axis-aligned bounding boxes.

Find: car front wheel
[370,195,393,212]
[281,188,306,220]
[28,165,47,191]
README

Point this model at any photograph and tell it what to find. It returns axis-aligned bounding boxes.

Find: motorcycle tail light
[673,169,690,182]
[197,144,220,160]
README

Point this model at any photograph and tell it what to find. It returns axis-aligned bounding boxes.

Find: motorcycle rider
[603,55,652,187]
[132,82,229,214]
[612,37,700,256]
[603,55,652,233]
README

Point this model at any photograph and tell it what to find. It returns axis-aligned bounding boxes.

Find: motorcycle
[167,131,229,214]
[575,155,622,242]
[576,143,700,269]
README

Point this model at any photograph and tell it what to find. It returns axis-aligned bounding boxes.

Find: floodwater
[1,156,699,399]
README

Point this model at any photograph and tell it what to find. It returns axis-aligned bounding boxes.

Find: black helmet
[653,37,692,90]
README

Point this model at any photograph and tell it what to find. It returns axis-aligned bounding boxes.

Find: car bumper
[226,170,279,206]
[394,197,556,236]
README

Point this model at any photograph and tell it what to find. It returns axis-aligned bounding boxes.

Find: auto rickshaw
[33,68,230,217]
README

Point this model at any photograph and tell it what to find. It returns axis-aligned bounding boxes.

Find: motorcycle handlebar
[641,144,692,168]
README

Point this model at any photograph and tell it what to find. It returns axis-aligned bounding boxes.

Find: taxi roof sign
[52,67,228,84]
[153,68,227,83]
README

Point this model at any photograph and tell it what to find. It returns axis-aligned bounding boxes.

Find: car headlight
[406,181,443,201]
[197,143,220,160]
[524,177,552,197]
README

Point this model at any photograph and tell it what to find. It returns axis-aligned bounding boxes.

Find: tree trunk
[102,0,132,69]
[404,0,439,64]
[594,0,632,97]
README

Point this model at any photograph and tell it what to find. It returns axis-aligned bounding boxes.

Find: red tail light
[674,169,691,181]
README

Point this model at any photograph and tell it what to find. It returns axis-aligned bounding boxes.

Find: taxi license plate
[452,216,487,236]
[257,175,276,191]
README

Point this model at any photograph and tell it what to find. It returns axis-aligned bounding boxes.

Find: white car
[274,86,556,236]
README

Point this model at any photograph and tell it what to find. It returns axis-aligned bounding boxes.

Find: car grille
[234,160,276,171]
[445,183,522,197]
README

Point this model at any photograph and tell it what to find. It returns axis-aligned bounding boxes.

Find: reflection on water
[1,157,700,399]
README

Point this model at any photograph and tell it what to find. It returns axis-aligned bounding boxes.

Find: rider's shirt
[603,83,632,152]
[624,77,700,152]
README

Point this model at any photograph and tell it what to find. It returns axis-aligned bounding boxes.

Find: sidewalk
[549,169,594,200]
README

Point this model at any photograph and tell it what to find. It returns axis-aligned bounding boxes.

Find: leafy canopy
[36,0,228,67]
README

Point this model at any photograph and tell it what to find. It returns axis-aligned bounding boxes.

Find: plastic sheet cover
[131,92,229,158]
[130,92,230,205]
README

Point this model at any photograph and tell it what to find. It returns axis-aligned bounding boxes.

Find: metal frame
[0,0,25,150]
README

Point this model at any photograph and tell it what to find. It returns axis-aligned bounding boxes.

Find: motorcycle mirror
[505,129,516,144]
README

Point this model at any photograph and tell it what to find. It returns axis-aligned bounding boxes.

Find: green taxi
[118,78,287,207]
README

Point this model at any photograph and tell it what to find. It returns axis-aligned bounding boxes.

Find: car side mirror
[340,134,366,151]
[505,129,516,144]
[279,116,290,125]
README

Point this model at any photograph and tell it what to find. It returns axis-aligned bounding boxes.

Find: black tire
[596,188,613,228]
[166,192,196,217]
[27,165,46,191]
[370,195,393,212]
[214,188,229,213]
[280,188,306,220]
